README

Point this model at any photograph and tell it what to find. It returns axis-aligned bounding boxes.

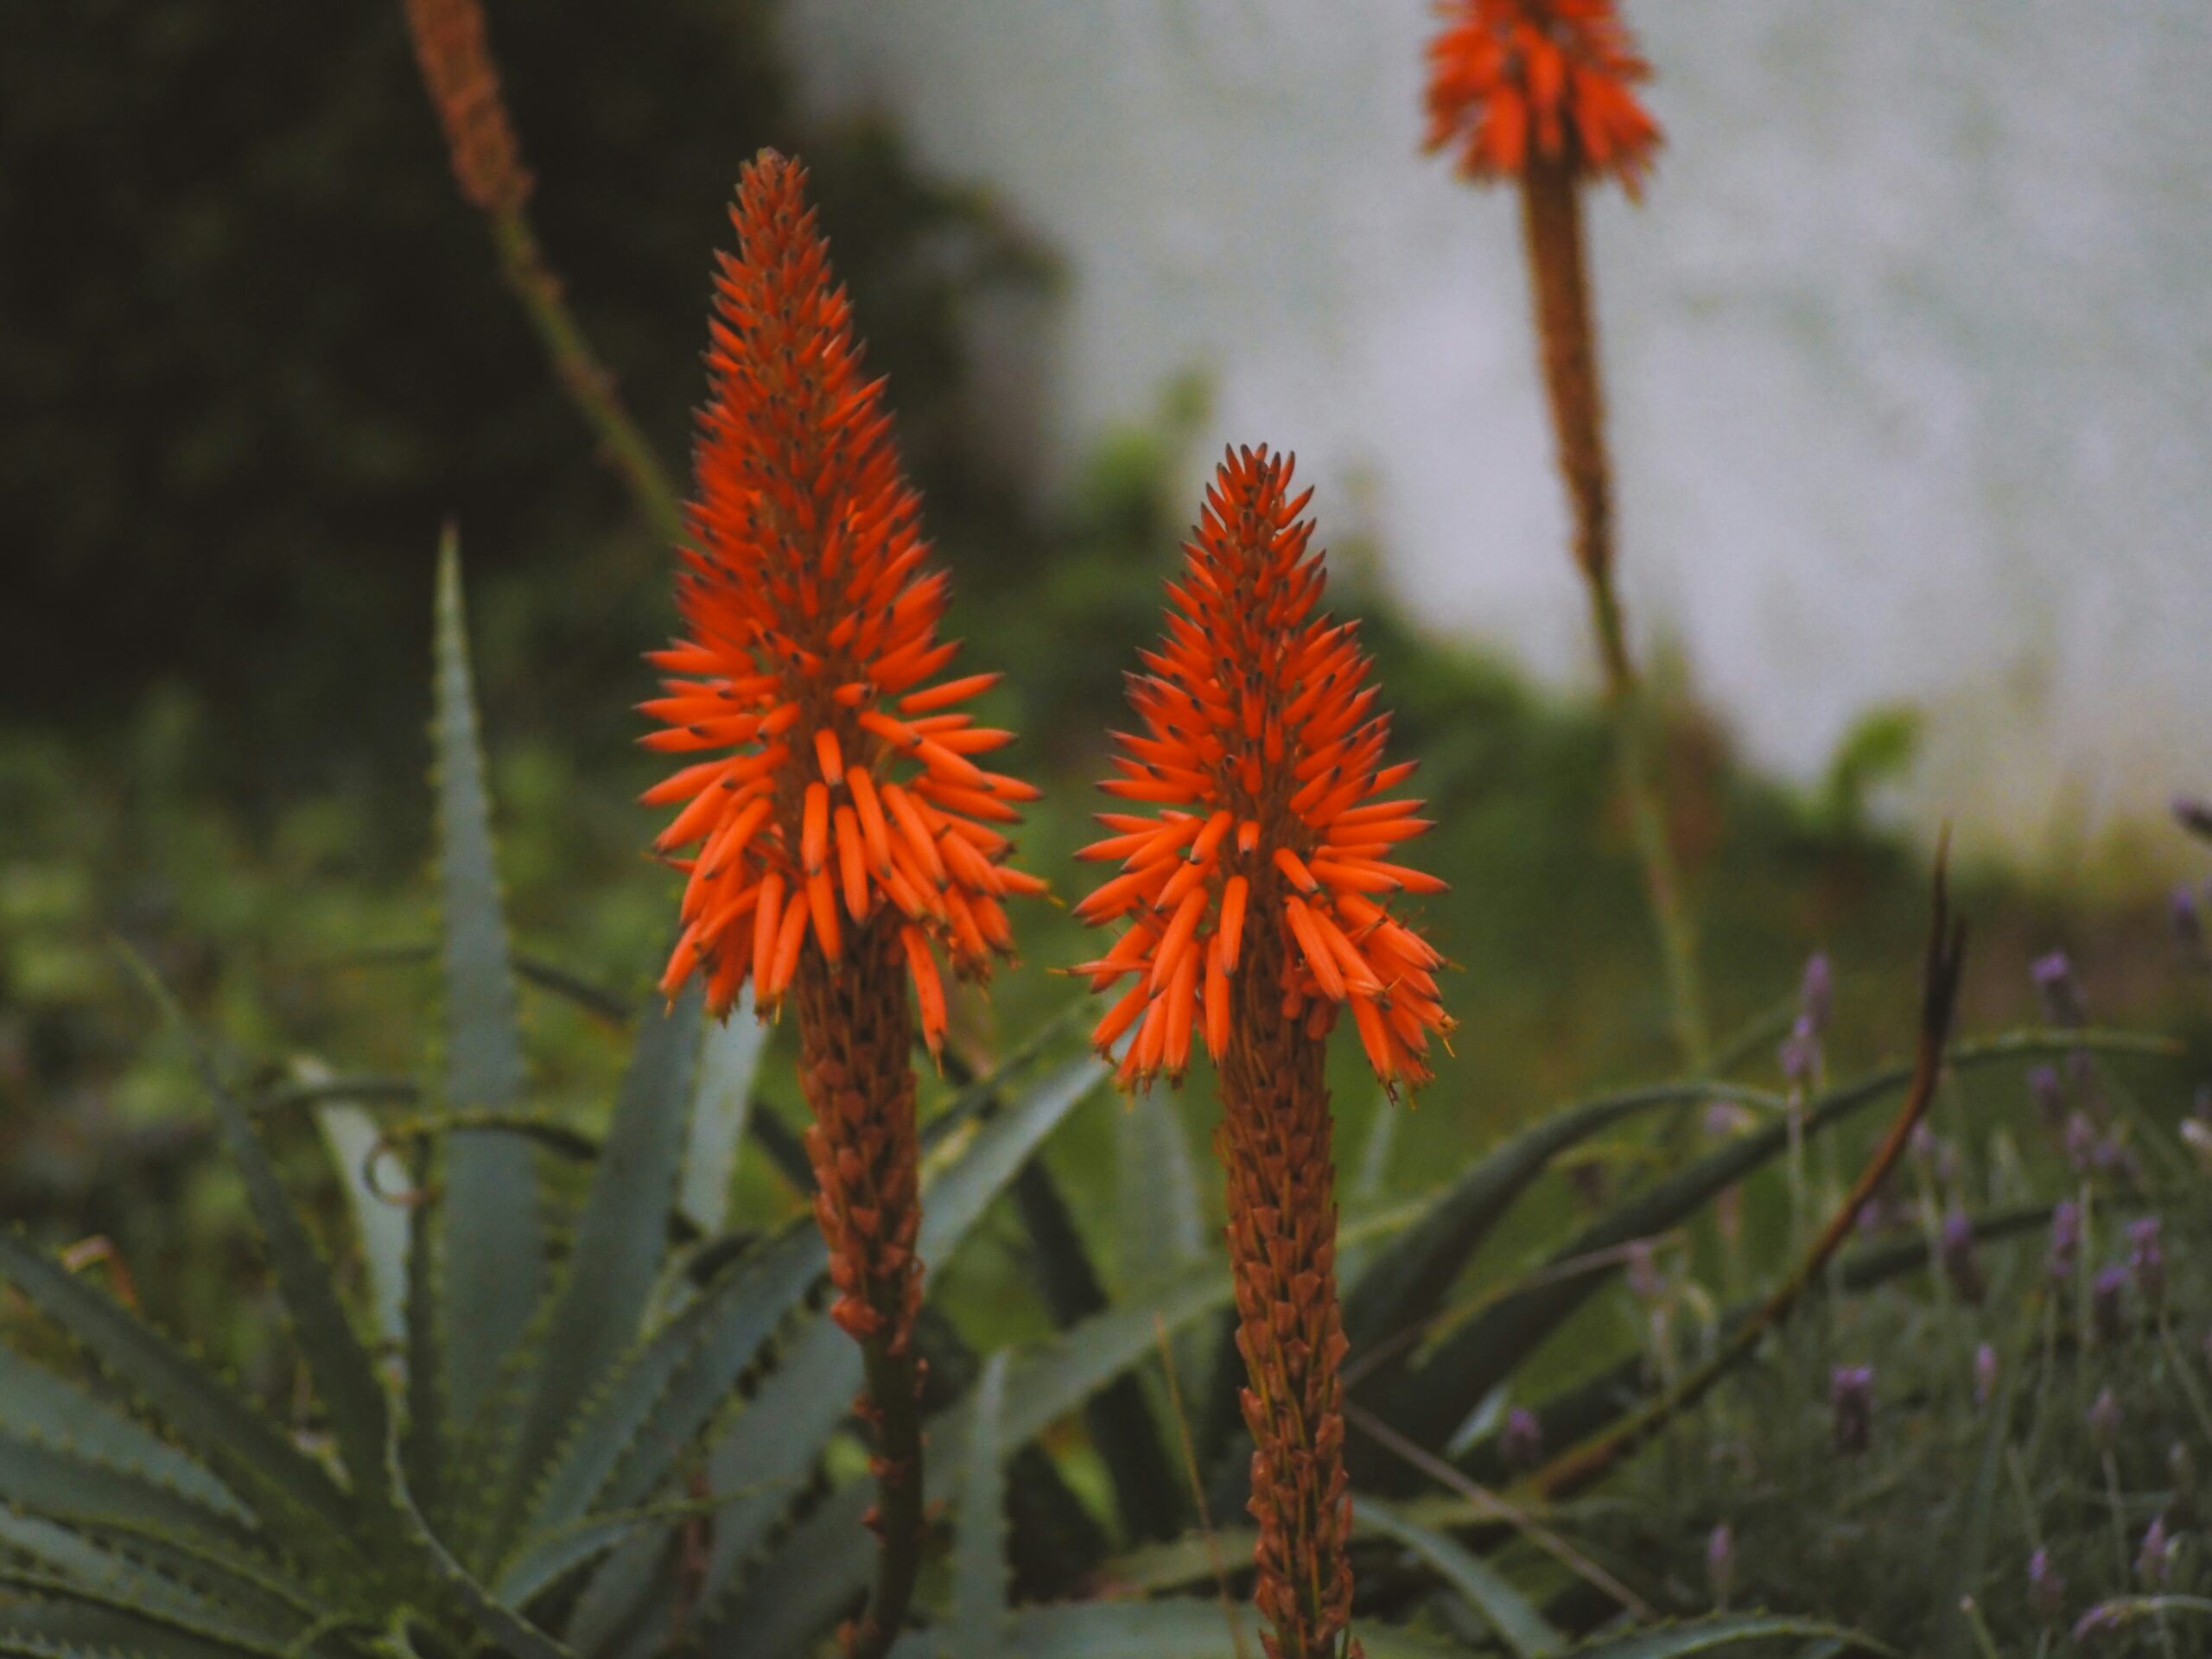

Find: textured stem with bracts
[1520,148,1708,1067]
[795,920,927,1659]
[1218,906,1361,1659]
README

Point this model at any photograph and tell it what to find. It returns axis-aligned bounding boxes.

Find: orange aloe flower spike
[1077,445,1452,1096]
[1078,446,1452,1659]
[644,150,1036,1050]
[641,150,1039,1659]
[1423,0,1662,198]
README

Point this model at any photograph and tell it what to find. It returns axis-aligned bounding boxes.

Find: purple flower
[2027,1548,2066,1625]
[2072,1604,2120,1646]
[2137,1516,2172,1586]
[2027,1063,2066,1127]
[1777,1015,1819,1088]
[2128,1217,2167,1309]
[1831,1364,1873,1456]
[1705,1522,1734,1608]
[1500,1407,1543,1473]
[2048,1200,2082,1281]
[2096,1136,2139,1180]
[1798,952,1834,1033]
[2033,950,2086,1027]
[1941,1210,1985,1304]
[2088,1387,2122,1452]
[2092,1265,2129,1344]
[1973,1342,1999,1408]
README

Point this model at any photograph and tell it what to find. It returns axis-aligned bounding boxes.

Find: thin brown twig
[1154,1313,1254,1659]
[1530,831,1970,1500]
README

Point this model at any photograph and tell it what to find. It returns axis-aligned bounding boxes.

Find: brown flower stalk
[1424,2,1708,1065]
[644,154,1040,1658]
[1078,448,1452,1658]
[399,0,686,543]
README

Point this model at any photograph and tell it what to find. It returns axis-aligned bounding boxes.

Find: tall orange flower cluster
[1080,448,1450,1659]
[645,151,1039,1659]
[1075,448,1450,1092]
[643,155,1042,1053]
[401,0,532,216]
[1424,0,1662,197]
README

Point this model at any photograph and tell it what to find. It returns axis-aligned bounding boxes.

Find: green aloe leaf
[0,1598,295,1659]
[917,1053,1112,1258]
[1013,1153,1183,1543]
[714,1201,1421,1659]
[681,988,766,1237]
[68,1515,326,1638]
[519,1218,824,1548]
[652,1052,1122,1656]
[1358,1497,1562,1658]
[431,531,545,1430]
[404,1143,448,1528]
[1115,1090,1205,1297]
[394,1473,575,1659]
[0,1529,296,1656]
[0,1232,355,1549]
[0,1353,245,1522]
[943,1352,1012,1659]
[1344,1077,1723,1402]
[497,1482,764,1610]
[687,1315,861,1633]
[313,1090,410,1353]
[0,1431,262,1557]
[493,980,705,1556]
[624,1046,1112,1534]
[1560,1615,1892,1658]
[165,998,396,1519]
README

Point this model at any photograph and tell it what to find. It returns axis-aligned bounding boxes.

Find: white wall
[780,0,2212,871]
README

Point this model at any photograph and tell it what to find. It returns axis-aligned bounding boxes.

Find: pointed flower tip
[1077,444,1450,1091]
[1424,0,1662,195]
[644,153,1038,1046]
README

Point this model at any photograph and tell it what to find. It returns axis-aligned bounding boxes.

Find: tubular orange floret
[1423,0,1662,197]
[1075,444,1453,1095]
[640,151,1038,1056]
[401,0,533,216]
